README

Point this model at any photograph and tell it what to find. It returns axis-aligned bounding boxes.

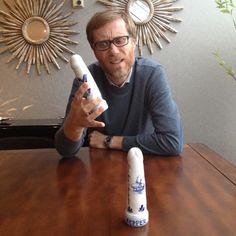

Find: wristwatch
[104,135,113,148]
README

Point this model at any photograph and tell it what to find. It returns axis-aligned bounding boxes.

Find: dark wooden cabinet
[0,119,62,150]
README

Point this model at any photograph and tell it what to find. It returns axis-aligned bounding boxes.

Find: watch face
[104,136,112,148]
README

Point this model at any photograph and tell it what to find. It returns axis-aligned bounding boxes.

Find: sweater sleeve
[54,126,87,158]
[122,64,183,156]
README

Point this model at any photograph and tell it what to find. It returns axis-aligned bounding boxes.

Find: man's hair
[86,10,137,48]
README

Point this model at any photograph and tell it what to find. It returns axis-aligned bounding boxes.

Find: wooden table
[0,144,236,236]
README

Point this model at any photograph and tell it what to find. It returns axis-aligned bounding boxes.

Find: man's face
[92,18,136,85]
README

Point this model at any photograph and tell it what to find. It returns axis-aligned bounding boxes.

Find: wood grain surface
[0,145,235,236]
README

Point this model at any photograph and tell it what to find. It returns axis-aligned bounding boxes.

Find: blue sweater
[55,57,183,157]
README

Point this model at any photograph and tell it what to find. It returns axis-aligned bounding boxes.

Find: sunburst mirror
[0,0,79,75]
[97,0,183,55]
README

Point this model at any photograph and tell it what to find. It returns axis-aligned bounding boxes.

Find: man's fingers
[83,97,103,114]
[87,105,104,120]
[91,121,105,127]
[74,83,89,101]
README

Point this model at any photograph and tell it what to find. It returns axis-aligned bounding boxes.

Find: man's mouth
[110,59,124,64]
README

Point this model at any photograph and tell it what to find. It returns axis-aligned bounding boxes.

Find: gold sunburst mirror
[0,0,79,75]
[97,0,183,55]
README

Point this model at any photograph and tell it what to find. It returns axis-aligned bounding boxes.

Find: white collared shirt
[106,67,133,88]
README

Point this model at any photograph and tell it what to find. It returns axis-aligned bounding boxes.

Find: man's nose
[108,43,120,53]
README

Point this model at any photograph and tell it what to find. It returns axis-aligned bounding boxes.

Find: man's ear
[131,37,138,46]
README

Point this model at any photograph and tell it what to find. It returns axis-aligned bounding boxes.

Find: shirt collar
[106,67,133,88]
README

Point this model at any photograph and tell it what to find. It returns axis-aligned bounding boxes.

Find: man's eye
[98,41,109,48]
[115,38,124,45]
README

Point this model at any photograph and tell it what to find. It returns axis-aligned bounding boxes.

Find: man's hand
[89,131,124,150]
[88,131,107,149]
[63,82,105,141]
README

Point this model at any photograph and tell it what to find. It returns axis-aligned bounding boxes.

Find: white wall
[0,0,236,165]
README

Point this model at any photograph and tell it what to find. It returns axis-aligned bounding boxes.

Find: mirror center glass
[128,0,151,24]
[22,17,50,45]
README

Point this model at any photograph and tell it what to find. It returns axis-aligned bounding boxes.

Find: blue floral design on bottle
[131,176,144,194]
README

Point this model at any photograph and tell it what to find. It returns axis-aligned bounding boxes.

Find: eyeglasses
[93,36,130,51]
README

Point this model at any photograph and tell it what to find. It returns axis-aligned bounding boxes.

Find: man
[55,9,183,157]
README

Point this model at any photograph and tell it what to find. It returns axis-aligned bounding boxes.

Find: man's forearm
[63,116,84,142]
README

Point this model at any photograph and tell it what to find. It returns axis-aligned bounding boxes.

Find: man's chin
[107,66,122,75]
[105,65,130,79]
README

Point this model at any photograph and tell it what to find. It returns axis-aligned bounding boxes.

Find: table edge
[188,143,236,186]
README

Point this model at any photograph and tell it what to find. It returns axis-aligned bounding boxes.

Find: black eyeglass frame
[92,36,130,51]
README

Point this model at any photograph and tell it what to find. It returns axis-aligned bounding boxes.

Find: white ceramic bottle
[70,54,108,111]
[125,147,149,227]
